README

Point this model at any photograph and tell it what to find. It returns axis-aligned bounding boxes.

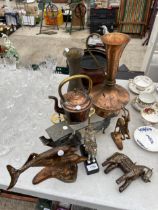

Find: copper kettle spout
[48,96,64,115]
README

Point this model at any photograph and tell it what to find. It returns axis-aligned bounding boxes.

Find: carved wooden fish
[32,154,86,185]
[32,163,77,185]
[7,146,86,190]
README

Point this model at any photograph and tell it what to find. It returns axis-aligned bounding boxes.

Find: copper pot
[91,33,130,118]
[80,33,107,86]
[80,48,107,85]
[49,74,93,124]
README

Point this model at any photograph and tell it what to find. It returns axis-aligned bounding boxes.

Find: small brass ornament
[111,107,130,150]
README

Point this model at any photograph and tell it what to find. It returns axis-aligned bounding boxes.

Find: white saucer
[128,80,155,95]
[131,96,151,112]
[141,106,158,124]
[134,126,158,152]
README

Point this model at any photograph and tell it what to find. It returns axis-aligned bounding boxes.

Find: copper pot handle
[86,33,102,67]
[58,74,93,102]
[86,33,101,48]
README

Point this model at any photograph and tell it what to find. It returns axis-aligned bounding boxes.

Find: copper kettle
[49,74,93,124]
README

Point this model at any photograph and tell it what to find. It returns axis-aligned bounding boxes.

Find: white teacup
[133,76,153,91]
[137,93,155,108]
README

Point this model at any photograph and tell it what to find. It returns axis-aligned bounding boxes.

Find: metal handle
[86,33,101,48]
[86,33,102,67]
[58,74,93,102]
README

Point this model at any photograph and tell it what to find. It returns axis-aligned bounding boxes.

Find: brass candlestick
[91,33,130,118]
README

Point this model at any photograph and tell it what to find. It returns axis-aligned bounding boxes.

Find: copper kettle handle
[58,74,93,102]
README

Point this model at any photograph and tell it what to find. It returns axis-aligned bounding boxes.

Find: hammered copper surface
[101,33,130,85]
[49,75,93,124]
[91,33,130,118]
[63,90,91,111]
[91,83,129,118]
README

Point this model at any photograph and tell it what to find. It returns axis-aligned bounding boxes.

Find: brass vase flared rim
[101,32,130,46]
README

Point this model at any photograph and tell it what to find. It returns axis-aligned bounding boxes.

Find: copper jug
[49,74,93,124]
[63,48,85,91]
[91,32,130,118]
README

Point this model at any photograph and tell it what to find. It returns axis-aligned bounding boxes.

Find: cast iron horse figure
[102,152,153,192]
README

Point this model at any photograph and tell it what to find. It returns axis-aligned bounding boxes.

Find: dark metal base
[40,121,82,148]
[80,144,99,175]
[39,132,82,148]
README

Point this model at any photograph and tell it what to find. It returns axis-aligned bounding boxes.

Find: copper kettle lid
[63,90,91,111]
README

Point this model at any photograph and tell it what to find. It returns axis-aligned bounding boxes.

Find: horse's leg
[126,129,130,139]
[92,154,96,163]
[120,128,126,140]
[102,160,114,167]
[87,154,91,164]
[102,152,122,167]
[119,179,132,192]
[122,133,126,140]
[115,118,120,132]
[103,127,105,134]
[114,123,119,133]
[104,163,118,174]
[116,174,127,184]
[105,152,121,161]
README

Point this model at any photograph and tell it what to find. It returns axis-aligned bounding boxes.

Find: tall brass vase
[91,33,130,118]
